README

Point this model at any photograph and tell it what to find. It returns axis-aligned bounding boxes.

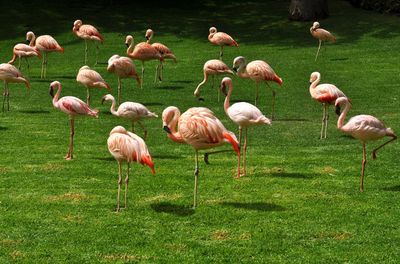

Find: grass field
[0,0,399,263]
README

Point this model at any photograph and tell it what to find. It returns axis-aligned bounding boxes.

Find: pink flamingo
[76,65,111,106]
[125,35,163,88]
[8,37,41,72]
[233,56,283,119]
[145,29,177,82]
[193,59,233,102]
[309,72,347,139]
[72,19,103,65]
[208,26,238,60]
[49,81,99,160]
[107,54,141,105]
[0,63,31,112]
[102,94,158,140]
[310,21,336,61]
[27,31,64,79]
[335,97,397,192]
[220,77,271,176]
[107,125,155,211]
[162,106,240,208]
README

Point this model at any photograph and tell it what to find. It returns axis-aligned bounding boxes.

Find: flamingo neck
[309,73,320,92]
[53,85,62,108]
[29,35,36,47]
[146,34,152,44]
[337,101,351,131]
[237,63,249,78]
[167,109,184,143]
[208,33,215,41]
[127,39,134,55]
[109,97,118,116]
[224,84,232,115]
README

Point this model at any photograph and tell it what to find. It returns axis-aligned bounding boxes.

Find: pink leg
[372,134,397,160]
[360,142,366,192]
[236,127,242,178]
[124,163,130,209]
[65,118,75,160]
[116,161,122,212]
[243,128,248,177]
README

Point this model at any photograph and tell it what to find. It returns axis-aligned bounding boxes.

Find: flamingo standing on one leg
[76,65,111,106]
[310,21,336,61]
[107,55,141,105]
[233,56,282,119]
[125,35,163,88]
[208,26,238,60]
[0,63,31,112]
[107,125,155,211]
[335,97,397,192]
[309,72,347,139]
[220,77,271,176]
[162,106,240,208]
[145,29,177,82]
[72,20,104,65]
[193,59,233,102]
[27,31,64,79]
[102,94,158,140]
[49,81,99,160]
[8,39,41,72]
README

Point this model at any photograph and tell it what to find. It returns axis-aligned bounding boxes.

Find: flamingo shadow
[152,154,184,160]
[0,126,8,131]
[331,58,349,61]
[383,185,400,192]
[273,118,310,122]
[151,202,195,216]
[221,202,285,212]
[154,85,185,90]
[270,172,315,179]
[19,110,50,114]
[94,157,115,162]
[140,102,163,106]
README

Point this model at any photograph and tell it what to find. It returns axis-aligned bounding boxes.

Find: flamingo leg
[131,121,135,133]
[159,61,164,82]
[124,163,130,209]
[315,40,322,61]
[236,126,242,178]
[6,83,9,111]
[141,61,145,89]
[271,89,276,120]
[95,43,99,66]
[40,53,45,79]
[243,127,248,177]
[254,82,259,106]
[360,142,366,192]
[25,57,30,74]
[372,135,397,160]
[116,161,122,212]
[320,103,327,139]
[84,39,88,64]
[43,52,48,79]
[65,118,74,160]
[18,56,21,69]
[324,106,329,139]
[219,46,223,60]
[2,81,6,112]
[193,150,199,209]
[117,77,121,105]
[86,87,90,106]
[137,121,147,141]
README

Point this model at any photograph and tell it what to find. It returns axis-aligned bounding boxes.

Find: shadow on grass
[151,202,195,216]
[221,202,285,212]
[0,126,8,130]
[154,85,185,90]
[140,102,164,106]
[94,156,115,162]
[19,110,50,114]
[273,118,311,122]
[270,172,315,179]
[152,154,183,160]
[383,185,400,192]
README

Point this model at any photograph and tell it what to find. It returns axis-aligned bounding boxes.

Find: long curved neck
[53,85,62,107]
[309,74,320,92]
[109,97,118,116]
[29,35,36,47]
[224,84,232,114]
[237,62,249,78]
[146,34,152,44]
[337,101,351,130]
[208,32,215,41]
[167,109,184,143]
[127,39,134,55]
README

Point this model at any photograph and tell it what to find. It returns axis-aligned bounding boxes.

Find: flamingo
[310,21,336,61]
[335,97,397,192]
[107,54,141,105]
[162,106,240,208]
[49,81,99,160]
[76,65,111,106]
[26,31,64,79]
[125,35,163,88]
[8,37,41,72]
[233,56,283,119]
[107,125,155,211]
[72,19,104,65]
[0,63,31,112]
[220,77,271,176]
[102,94,158,140]
[309,72,347,139]
[145,29,177,82]
[193,59,233,102]
[208,26,238,60]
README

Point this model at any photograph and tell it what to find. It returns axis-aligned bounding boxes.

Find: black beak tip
[146,36,149,40]
[198,97,205,102]
[26,40,30,44]
[233,68,237,72]
[163,125,171,134]
[125,43,129,47]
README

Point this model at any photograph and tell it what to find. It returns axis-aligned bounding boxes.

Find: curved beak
[163,125,171,134]
[145,36,149,40]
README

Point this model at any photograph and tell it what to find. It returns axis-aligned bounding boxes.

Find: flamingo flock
[1,19,397,211]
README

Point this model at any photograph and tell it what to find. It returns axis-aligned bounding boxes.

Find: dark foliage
[348,0,400,14]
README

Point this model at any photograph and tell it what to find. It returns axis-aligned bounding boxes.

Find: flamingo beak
[198,97,205,101]
[101,97,106,105]
[26,39,30,44]
[335,105,341,115]
[145,36,149,40]
[163,125,171,134]
[232,67,237,72]
[125,43,129,47]
[49,87,54,98]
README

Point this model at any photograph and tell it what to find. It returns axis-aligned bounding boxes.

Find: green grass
[1,0,399,263]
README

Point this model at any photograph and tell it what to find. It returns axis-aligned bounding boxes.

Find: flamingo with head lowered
[0,63,30,112]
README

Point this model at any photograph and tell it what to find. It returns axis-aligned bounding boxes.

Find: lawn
[0,0,399,263]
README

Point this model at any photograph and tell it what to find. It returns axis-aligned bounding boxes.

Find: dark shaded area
[289,0,329,21]
[154,85,185,91]
[271,172,316,179]
[19,110,50,114]
[0,126,8,131]
[348,0,400,14]
[383,185,400,192]
[221,202,286,212]
[151,202,195,216]
[94,156,115,162]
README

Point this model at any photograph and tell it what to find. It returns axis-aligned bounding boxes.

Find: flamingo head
[312,21,320,30]
[26,31,35,43]
[101,94,115,105]
[109,125,128,136]
[309,72,320,84]
[162,106,180,134]
[107,55,120,72]
[73,20,82,30]
[145,29,153,40]
[232,56,246,72]
[209,27,217,34]
[220,77,232,96]
[334,97,351,115]
[125,35,133,47]
[78,65,90,72]
[49,81,61,98]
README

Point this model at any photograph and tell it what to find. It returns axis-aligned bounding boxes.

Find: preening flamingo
[8,38,41,72]
[193,59,233,102]
[233,56,282,119]
[310,21,336,61]
[107,125,155,211]
[49,81,99,160]
[102,94,158,140]
[145,29,177,82]
[72,19,104,65]
[208,26,238,60]
[0,63,30,112]
[125,35,163,88]
[107,54,141,105]
[220,77,271,176]
[76,66,110,106]
[27,31,64,79]
[335,97,397,192]
[162,106,240,208]
[309,72,347,139]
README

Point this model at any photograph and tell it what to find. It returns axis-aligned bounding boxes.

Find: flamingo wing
[59,96,96,116]
[79,24,103,42]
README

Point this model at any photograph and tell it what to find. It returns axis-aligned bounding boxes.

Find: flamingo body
[0,63,30,111]
[310,22,336,61]
[208,27,238,59]
[77,65,110,105]
[8,43,41,68]
[73,20,103,64]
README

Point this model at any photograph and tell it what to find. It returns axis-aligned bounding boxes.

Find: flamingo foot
[64,154,73,160]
